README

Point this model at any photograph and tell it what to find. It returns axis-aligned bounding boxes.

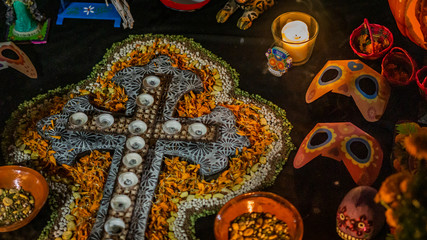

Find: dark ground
[0,0,426,239]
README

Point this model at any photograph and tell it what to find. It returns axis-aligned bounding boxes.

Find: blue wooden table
[56,1,121,27]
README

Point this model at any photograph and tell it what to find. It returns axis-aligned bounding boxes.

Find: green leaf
[396,122,419,135]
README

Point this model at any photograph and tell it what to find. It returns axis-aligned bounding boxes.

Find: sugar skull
[306,60,390,122]
[336,186,385,240]
[265,46,292,77]
[0,42,37,78]
[294,122,383,186]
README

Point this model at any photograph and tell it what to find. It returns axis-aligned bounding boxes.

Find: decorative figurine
[294,122,383,186]
[216,0,276,30]
[110,0,134,28]
[337,186,385,240]
[265,46,292,77]
[3,0,50,43]
[0,42,37,78]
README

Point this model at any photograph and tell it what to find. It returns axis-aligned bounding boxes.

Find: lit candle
[281,20,310,63]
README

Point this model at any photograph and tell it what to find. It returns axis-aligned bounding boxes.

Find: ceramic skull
[336,186,385,240]
[265,46,292,77]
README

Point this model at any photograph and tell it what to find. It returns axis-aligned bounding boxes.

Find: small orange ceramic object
[214,191,303,240]
[0,166,49,232]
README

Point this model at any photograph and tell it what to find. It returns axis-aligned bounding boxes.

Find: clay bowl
[214,191,303,240]
[0,165,49,232]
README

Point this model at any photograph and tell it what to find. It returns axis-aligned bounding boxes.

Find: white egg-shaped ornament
[118,172,139,188]
[143,75,161,89]
[69,112,88,127]
[136,93,154,107]
[110,195,132,212]
[96,113,114,129]
[128,120,147,135]
[162,120,182,135]
[104,218,126,235]
[188,123,207,138]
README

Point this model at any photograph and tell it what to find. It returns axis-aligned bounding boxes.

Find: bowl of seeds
[0,165,49,232]
[214,191,303,240]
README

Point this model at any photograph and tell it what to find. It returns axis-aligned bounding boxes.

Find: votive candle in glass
[272,12,319,66]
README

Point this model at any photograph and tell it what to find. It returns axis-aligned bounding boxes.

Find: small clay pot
[381,47,417,86]
[350,19,393,60]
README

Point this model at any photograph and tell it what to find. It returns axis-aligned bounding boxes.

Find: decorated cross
[36,55,249,239]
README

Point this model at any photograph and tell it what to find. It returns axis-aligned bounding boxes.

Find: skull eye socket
[355,75,379,99]
[277,61,285,70]
[2,48,19,60]
[339,213,345,220]
[357,222,365,229]
[269,58,277,66]
[318,66,342,85]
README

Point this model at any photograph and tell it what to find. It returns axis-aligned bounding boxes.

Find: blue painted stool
[57,1,121,27]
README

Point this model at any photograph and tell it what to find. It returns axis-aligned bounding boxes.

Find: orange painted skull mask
[294,122,383,186]
[306,60,390,122]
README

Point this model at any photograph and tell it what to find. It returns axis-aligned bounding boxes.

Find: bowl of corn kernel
[214,191,303,240]
[0,165,49,232]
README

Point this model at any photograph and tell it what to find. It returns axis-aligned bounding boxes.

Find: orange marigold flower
[403,128,427,160]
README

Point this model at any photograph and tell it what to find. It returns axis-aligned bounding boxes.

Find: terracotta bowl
[0,165,49,232]
[214,191,303,240]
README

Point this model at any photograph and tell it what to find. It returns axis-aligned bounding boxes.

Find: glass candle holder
[272,12,319,66]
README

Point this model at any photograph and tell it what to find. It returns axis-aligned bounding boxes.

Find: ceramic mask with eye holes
[294,122,383,186]
[265,46,292,77]
[306,60,391,122]
[336,186,385,240]
[0,42,37,78]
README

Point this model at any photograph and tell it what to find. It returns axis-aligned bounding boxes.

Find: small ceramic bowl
[96,113,115,129]
[381,47,417,86]
[136,94,154,107]
[104,217,126,235]
[128,120,147,135]
[162,120,182,135]
[0,166,49,232]
[69,112,88,127]
[188,123,207,138]
[350,19,393,60]
[143,75,161,89]
[214,191,303,240]
[118,172,139,188]
[126,136,145,151]
[110,195,131,212]
[122,153,143,168]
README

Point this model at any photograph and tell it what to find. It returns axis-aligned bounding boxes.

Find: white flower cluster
[8,146,31,164]
[52,193,74,238]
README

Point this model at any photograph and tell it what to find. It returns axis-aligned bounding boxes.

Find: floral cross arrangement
[1,34,294,240]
